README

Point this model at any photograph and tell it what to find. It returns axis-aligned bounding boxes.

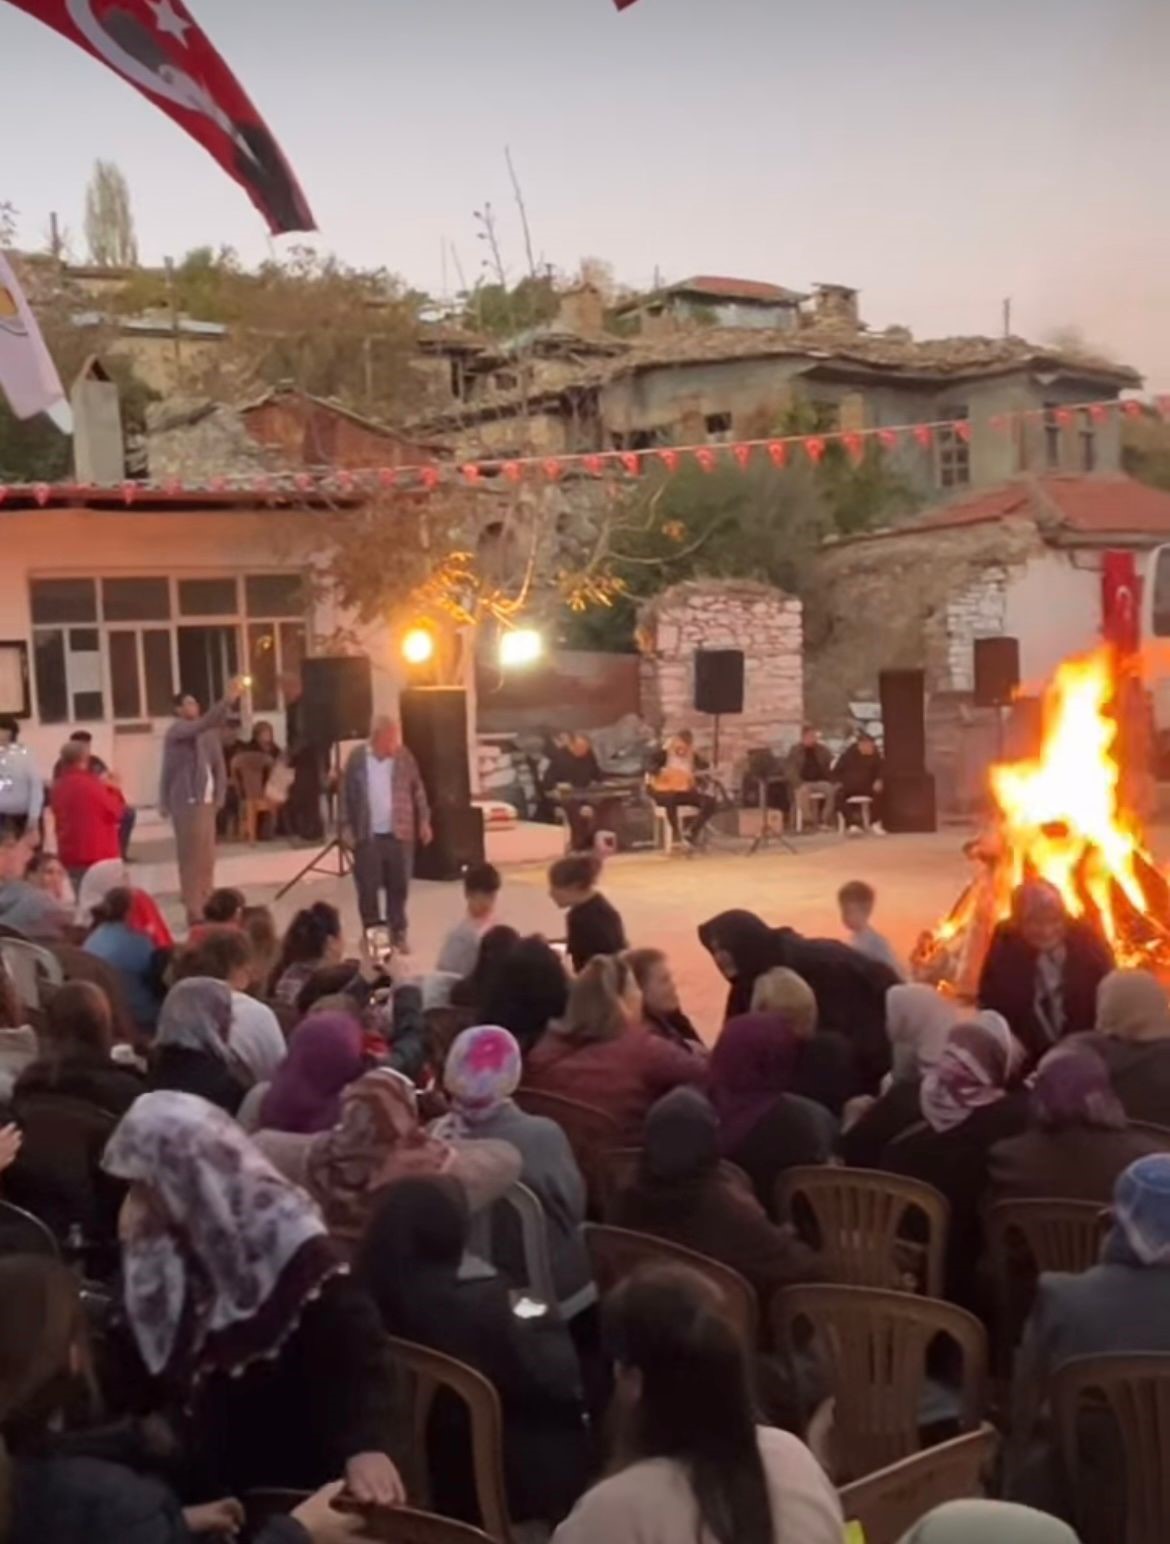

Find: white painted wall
[1002,549,1103,691]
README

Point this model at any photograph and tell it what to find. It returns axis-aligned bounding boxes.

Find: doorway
[177,625,240,709]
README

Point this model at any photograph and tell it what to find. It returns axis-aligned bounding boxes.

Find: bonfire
[912,648,1170,998]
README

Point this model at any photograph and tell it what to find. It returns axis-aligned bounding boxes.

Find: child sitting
[549,852,627,972]
[838,879,904,978]
[435,861,502,977]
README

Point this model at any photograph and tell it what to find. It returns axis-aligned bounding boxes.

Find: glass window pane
[72,690,104,722]
[143,630,175,716]
[245,573,305,618]
[247,624,278,713]
[69,628,99,652]
[30,579,97,626]
[102,578,171,622]
[33,629,68,723]
[279,622,307,685]
[178,577,238,616]
[108,632,142,719]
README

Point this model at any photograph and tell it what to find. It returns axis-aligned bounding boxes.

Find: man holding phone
[160,679,243,924]
[341,715,432,954]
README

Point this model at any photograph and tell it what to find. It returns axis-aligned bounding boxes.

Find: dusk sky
[3,0,1168,384]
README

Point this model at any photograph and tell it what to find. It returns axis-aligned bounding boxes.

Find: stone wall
[939,567,1010,691]
[636,580,803,770]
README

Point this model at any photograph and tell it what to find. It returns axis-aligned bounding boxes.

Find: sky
[3,0,1169,384]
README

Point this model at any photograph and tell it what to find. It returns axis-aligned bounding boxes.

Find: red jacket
[51,770,125,870]
[525,1024,708,1142]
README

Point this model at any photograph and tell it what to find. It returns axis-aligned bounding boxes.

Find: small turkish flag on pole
[614,0,640,9]
[4,0,315,234]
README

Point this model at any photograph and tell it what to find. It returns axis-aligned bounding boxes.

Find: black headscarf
[697,911,785,1018]
[481,936,569,1054]
[616,1088,722,1230]
[359,1176,470,1338]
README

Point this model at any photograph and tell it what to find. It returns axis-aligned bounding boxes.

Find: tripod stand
[748,775,797,856]
[275,742,352,901]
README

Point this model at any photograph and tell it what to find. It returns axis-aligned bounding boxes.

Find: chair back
[1128,1120,1170,1146]
[775,1165,949,1296]
[584,1221,759,1345]
[1052,1353,1170,1544]
[244,1494,495,1544]
[598,1145,642,1217]
[838,1424,999,1544]
[233,751,272,800]
[0,1198,60,1258]
[986,1198,1110,1359]
[466,1182,558,1311]
[772,1283,987,1482]
[0,937,65,1014]
[514,1087,621,1211]
[384,1334,513,1544]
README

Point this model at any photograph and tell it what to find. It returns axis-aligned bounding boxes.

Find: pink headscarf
[920,1013,1025,1133]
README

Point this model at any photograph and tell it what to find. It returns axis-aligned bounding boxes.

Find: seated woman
[625,947,705,1050]
[83,887,170,1039]
[450,923,520,1013]
[14,980,143,1118]
[749,966,859,1116]
[148,978,249,1117]
[270,902,344,1009]
[253,1012,367,1136]
[480,933,569,1054]
[553,1264,844,1544]
[102,1090,406,1507]
[612,1088,822,1302]
[433,1024,594,1317]
[525,955,708,1142]
[989,1039,1170,1204]
[0,846,75,942]
[840,983,957,1168]
[1085,967,1170,1125]
[360,1175,591,1526]
[0,1255,362,1544]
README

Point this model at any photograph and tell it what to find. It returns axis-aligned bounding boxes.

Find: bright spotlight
[402,627,435,666]
[499,628,543,668]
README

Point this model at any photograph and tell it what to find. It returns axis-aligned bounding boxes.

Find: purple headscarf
[1031,1042,1126,1131]
[708,1011,801,1153]
[258,1013,365,1134]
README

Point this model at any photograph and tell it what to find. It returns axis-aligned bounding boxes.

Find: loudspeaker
[694,649,745,716]
[300,656,373,745]
[973,636,1021,708]
[878,669,926,775]
[883,771,938,833]
[400,687,472,811]
[415,804,486,881]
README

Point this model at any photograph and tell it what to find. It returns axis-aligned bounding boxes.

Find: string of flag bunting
[1,393,1167,508]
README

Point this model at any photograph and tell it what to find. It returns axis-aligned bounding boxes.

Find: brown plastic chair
[384,1334,514,1544]
[1052,1353,1170,1544]
[986,1198,1110,1362]
[838,1423,999,1544]
[245,1493,495,1544]
[772,1283,988,1483]
[232,750,276,843]
[583,1221,759,1346]
[775,1165,950,1296]
[514,1086,622,1212]
[0,1198,59,1258]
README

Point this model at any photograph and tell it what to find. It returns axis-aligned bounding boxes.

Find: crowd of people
[0,805,1165,1542]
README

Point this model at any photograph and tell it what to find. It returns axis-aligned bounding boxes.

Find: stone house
[613,275,809,334]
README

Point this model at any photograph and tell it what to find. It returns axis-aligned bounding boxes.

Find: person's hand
[182,1497,245,1536]
[344,1451,405,1507]
[291,1482,379,1542]
[0,1124,21,1175]
[227,675,247,703]
[418,820,433,847]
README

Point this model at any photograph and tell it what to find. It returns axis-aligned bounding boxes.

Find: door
[177,625,240,710]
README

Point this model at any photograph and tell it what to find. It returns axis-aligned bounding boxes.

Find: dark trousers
[353,833,413,936]
[119,805,136,860]
[652,789,717,840]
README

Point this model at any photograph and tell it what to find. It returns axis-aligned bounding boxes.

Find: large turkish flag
[6,0,315,233]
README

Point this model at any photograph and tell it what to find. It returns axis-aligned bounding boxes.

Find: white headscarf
[919,1012,1025,1134]
[898,1500,1078,1542]
[886,984,958,1082]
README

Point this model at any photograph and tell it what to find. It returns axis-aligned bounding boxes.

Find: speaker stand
[274,742,353,902]
[748,777,797,857]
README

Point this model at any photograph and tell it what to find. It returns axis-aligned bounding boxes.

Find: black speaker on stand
[694,648,745,765]
[878,668,937,832]
[401,687,485,881]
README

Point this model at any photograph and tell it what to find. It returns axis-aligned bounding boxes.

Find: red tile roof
[866,476,1170,543]
[668,275,806,304]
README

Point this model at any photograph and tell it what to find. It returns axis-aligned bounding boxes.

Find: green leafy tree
[84,160,138,268]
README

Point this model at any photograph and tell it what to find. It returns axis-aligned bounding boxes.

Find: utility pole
[49,211,63,261]
[164,256,183,389]
[1002,297,1012,339]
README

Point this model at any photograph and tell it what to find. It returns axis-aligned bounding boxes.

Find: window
[179,577,238,616]
[1079,408,1097,473]
[1043,402,1062,470]
[937,404,970,489]
[143,630,176,715]
[704,412,733,443]
[108,632,142,719]
[101,577,171,622]
[30,578,96,626]
[245,574,305,617]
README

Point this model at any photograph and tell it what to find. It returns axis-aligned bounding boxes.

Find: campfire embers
[912,650,1170,995]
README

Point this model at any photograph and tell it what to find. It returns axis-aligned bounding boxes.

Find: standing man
[341,715,431,953]
[785,725,836,831]
[160,681,242,925]
[50,740,126,889]
[0,716,44,839]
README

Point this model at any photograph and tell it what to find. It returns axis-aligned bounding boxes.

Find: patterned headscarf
[306,1067,454,1242]
[435,1025,522,1137]
[1030,1043,1126,1131]
[1105,1153,1170,1267]
[920,1013,1024,1133]
[155,977,232,1061]
[102,1090,339,1380]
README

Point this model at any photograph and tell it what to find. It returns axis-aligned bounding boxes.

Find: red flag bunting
[0,487,7,506]
[842,431,865,464]
[33,482,50,507]
[1055,408,1074,429]
[294,472,313,493]
[1089,403,1110,424]
[502,461,523,483]
[912,424,933,449]
[657,448,679,473]
[121,481,137,505]
[1157,396,1170,421]
[988,415,1009,434]
[583,454,605,477]
[804,436,827,465]
[419,467,440,490]
[378,467,397,490]
[6,0,315,234]
[1122,400,1144,420]
[954,421,972,444]
[877,429,900,451]
[461,464,481,484]
[694,448,716,473]
[620,451,641,476]
[767,441,787,468]
[732,444,751,469]
[543,458,564,480]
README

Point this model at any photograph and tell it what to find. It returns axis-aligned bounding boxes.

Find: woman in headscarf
[83,886,170,1038]
[989,1040,1170,1204]
[147,977,248,1116]
[102,1090,406,1509]
[708,1000,837,1210]
[611,1088,822,1303]
[896,1501,1077,1543]
[1086,967,1170,1124]
[256,1013,367,1135]
[360,1175,590,1527]
[978,879,1114,1064]
[840,984,958,1168]
[699,910,896,1092]
[433,1024,593,1318]
[884,1014,1029,1303]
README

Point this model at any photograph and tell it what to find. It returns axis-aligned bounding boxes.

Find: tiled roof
[667,276,807,304]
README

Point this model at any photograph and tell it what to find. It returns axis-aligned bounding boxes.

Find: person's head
[838,879,876,934]
[1096,968,1170,1044]
[25,850,68,897]
[443,1024,522,1128]
[602,1265,773,1544]
[569,732,593,757]
[252,720,276,750]
[175,927,253,993]
[202,887,246,926]
[463,861,501,922]
[1105,1153,1170,1269]
[480,933,566,1052]
[886,983,957,1082]
[921,1013,1025,1133]
[1012,879,1067,954]
[643,1088,720,1184]
[260,1013,366,1135]
[1030,1043,1126,1132]
[548,852,601,909]
[242,905,279,984]
[625,947,679,1018]
[156,977,233,1057]
[708,1010,801,1132]
[56,740,87,773]
[369,715,401,759]
[358,1175,470,1323]
[559,954,642,1046]
[677,728,695,748]
[748,967,817,1037]
[295,964,365,1019]
[464,923,520,993]
[277,902,344,974]
[90,886,134,928]
[0,1256,95,1462]
[173,691,201,721]
[68,730,93,750]
[44,981,114,1062]
[857,732,878,757]
[698,911,775,984]
[0,715,19,747]
[800,725,819,748]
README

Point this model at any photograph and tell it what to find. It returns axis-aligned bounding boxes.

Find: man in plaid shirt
[340,715,432,951]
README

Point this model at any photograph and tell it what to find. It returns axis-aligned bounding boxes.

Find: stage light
[499,628,543,668]
[401,627,435,666]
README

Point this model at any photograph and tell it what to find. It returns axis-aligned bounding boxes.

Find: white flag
[0,252,71,433]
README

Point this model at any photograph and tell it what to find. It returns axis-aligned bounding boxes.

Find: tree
[0,201,16,246]
[84,160,138,268]
[1123,408,1170,493]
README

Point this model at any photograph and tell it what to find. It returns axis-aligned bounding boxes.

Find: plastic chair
[466,1182,559,1313]
[0,1198,60,1258]
[384,1334,514,1544]
[245,1493,495,1544]
[775,1166,949,1296]
[838,1424,999,1544]
[838,795,874,834]
[584,1221,759,1346]
[232,751,277,843]
[1053,1353,1170,1544]
[0,936,64,1014]
[986,1198,1110,1362]
[514,1087,622,1213]
[772,1283,988,1483]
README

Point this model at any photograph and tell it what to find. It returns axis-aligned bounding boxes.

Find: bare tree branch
[505,147,538,280]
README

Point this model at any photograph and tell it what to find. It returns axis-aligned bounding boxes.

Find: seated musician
[649,729,717,847]
[544,731,605,850]
[784,725,836,830]
[832,731,885,832]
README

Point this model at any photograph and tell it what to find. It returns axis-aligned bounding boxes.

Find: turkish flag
[5,0,314,234]
[614,0,639,8]
[1102,550,1141,656]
